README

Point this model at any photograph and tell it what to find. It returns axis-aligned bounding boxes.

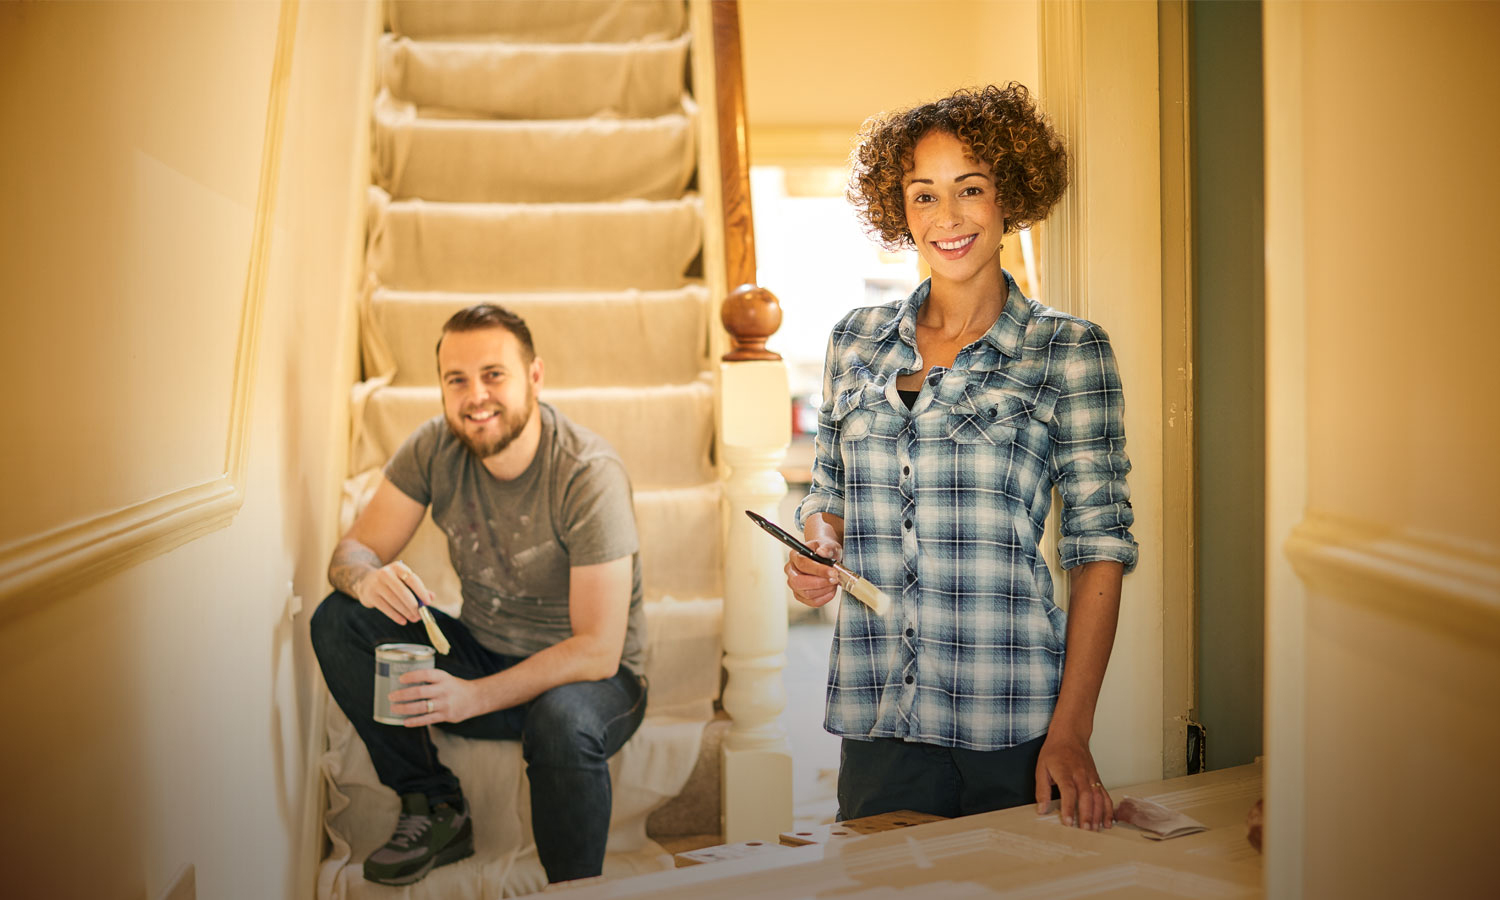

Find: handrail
[710,0,782,362]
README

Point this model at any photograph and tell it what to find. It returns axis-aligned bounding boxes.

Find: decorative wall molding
[1286,512,1500,650]
[0,0,301,611]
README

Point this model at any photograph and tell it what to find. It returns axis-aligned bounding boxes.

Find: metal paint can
[373,643,435,725]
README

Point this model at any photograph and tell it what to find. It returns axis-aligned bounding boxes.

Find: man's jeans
[310,591,648,883]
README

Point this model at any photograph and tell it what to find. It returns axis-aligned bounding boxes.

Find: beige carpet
[379,32,690,120]
[364,286,710,388]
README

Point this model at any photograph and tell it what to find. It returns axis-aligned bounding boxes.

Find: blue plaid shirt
[797,274,1138,751]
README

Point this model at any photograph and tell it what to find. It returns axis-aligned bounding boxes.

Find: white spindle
[717,359,793,843]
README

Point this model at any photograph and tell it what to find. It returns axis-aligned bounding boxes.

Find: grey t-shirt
[384,403,645,675]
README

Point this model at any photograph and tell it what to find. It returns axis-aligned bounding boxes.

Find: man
[311,304,648,886]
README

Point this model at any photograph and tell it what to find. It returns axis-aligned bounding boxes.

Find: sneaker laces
[389,812,430,848]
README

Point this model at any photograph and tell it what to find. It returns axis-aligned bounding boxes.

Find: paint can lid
[376,642,436,661]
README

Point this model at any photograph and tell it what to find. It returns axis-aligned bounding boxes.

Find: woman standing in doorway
[787,84,1137,832]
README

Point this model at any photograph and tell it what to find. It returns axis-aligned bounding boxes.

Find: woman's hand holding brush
[785,537,845,608]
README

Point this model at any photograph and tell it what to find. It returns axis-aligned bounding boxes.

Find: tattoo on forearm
[329,539,383,596]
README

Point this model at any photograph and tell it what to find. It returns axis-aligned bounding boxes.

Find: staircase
[318,2,735,896]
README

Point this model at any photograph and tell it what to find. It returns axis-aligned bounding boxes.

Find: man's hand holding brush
[352,558,437,626]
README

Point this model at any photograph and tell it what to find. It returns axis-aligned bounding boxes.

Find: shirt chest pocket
[829,376,886,445]
[946,383,1059,446]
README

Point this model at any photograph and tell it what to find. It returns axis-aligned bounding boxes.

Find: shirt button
[903,519,913,530]
[904,675,915,685]
[905,628,915,637]
[902,465,910,476]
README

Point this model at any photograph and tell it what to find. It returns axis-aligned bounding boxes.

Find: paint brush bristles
[418,605,451,655]
[834,564,892,615]
[402,577,450,654]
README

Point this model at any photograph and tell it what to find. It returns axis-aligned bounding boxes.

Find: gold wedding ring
[427,699,434,714]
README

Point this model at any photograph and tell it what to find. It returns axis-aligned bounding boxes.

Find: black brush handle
[744,510,837,567]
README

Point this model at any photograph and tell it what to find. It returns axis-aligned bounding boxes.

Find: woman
[787,84,1138,832]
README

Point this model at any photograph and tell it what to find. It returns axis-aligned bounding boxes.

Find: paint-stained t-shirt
[797,273,1138,751]
[384,403,645,675]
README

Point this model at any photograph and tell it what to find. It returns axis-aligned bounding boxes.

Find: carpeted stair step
[364,286,709,388]
[380,33,690,119]
[373,91,696,202]
[647,713,730,839]
[386,0,687,42]
[367,187,702,292]
[353,381,716,490]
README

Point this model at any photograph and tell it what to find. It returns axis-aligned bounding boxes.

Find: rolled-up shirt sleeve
[1049,323,1139,572]
[796,333,847,529]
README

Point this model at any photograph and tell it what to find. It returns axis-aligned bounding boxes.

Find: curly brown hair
[847,83,1069,250]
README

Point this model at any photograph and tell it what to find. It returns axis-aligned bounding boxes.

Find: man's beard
[445,387,535,460]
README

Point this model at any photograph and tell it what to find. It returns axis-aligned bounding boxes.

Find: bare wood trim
[712,0,754,291]
[0,0,301,610]
[709,0,781,362]
[1038,0,1087,321]
[1036,0,1085,614]
[1157,0,1196,780]
[1286,514,1500,651]
[687,1,730,367]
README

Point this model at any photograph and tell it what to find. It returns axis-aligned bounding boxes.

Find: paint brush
[418,600,451,655]
[404,583,451,655]
[745,510,892,615]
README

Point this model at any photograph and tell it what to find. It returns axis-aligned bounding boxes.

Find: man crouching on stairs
[312,303,648,886]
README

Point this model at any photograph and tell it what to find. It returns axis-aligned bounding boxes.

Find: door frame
[1038,0,1193,784]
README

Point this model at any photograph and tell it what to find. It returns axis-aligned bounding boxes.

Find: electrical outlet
[1185,720,1207,775]
[285,580,303,621]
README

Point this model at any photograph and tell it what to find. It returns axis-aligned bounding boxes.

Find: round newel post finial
[721,283,783,361]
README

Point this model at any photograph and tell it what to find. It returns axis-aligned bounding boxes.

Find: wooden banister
[710,0,782,362]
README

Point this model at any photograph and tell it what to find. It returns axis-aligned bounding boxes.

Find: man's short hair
[436,303,536,363]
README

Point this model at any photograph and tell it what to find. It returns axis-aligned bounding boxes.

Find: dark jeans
[310,591,648,883]
[836,734,1052,820]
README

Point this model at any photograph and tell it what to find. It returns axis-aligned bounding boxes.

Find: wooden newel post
[721,283,783,361]
[703,0,793,843]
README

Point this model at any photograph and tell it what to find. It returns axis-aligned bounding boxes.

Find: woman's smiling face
[902,129,1006,286]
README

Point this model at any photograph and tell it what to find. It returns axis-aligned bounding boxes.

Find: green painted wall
[1191,0,1265,770]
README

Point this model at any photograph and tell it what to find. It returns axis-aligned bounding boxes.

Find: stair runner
[320,3,724,897]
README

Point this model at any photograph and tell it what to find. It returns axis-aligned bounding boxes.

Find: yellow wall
[740,0,1039,164]
[0,1,379,896]
[1264,2,1500,896]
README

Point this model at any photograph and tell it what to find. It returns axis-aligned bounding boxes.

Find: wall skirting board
[1285,513,1500,651]
[0,0,301,611]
